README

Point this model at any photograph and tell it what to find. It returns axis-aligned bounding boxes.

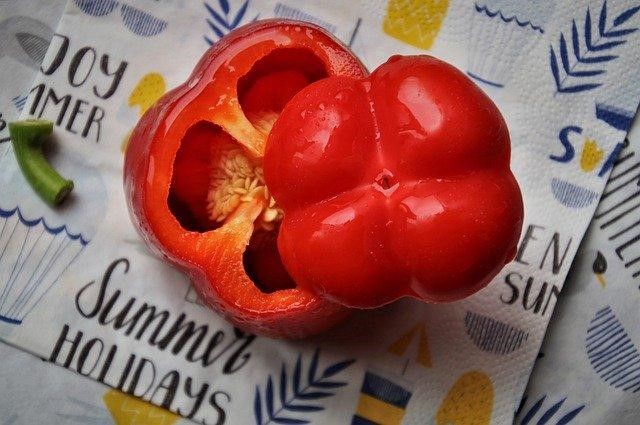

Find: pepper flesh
[264,55,524,309]
[124,20,368,338]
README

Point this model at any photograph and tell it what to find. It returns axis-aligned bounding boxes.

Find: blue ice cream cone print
[0,147,106,336]
[467,0,554,88]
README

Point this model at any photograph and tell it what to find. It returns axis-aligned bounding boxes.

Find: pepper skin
[264,55,524,309]
[124,20,367,338]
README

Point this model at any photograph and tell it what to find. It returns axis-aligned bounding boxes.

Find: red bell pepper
[264,55,524,308]
[124,20,368,338]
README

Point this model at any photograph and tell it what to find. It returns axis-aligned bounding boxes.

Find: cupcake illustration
[467,0,555,88]
[0,147,106,335]
[383,0,450,50]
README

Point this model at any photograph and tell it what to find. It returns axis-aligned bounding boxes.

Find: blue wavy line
[0,206,89,245]
[475,3,545,34]
[0,314,21,324]
[467,71,504,88]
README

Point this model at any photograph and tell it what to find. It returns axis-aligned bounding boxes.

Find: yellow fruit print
[103,389,179,425]
[128,72,166,116]
[383,0,449,50]
[121,72,167,152]
[436,371,493,425]
[580,138,604,172]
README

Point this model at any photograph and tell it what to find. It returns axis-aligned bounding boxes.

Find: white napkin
[1,1,640,424]
[520,118,640,425]
[0,0,66,142]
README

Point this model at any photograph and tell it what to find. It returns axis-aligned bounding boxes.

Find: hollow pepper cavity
[124,20,367,338]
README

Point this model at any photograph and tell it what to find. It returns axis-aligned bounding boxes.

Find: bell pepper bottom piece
[124,22,371,339]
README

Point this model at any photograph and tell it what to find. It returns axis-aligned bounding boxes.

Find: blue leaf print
[266,376,275,417]
[284,404,323,412]
[203,0,252,45]
[521,395,545,425]
[231,1,249,28]
[308,349,320,384]
[549,0,639,94]
[598,1,608,34]
[207,5,230,30]
[515,394,585,425]
[206,19,225,38]
[559,34,605,76]
[323,359,356,377]
[614,5,640,26]
[293,354,302,394]
[280,365,288,405]
[536,397,565,424]
[254,387,263,425]
[218,0,230,15]
[253,349,356,424]
[295,391,333,399]
[272,419,309,425]
[556,406,586,425]
[310,380,347,389]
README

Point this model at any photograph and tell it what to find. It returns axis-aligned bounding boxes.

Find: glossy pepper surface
[124,20,368,338]
[264,55,524,308]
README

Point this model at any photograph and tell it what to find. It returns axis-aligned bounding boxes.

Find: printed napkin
[0,0,67,142]
[519,119,640,424]
[1,1,640,424]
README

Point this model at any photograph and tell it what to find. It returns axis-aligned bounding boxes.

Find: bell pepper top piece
[124,20,368,338]
[264,55,524,308]
[9,119,74,206]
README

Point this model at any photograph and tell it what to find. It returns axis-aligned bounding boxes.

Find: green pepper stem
[9,119,74,206]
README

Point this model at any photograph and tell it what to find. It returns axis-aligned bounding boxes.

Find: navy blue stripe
[586,325,622,348]
[594,347,640,372]
[604,356,640,380]
[587,315,615,332]
[610,365,640,386]
[593,340,632,368]
[621,374,640,389]
[586,321,620,344]
[589,335,629,360]
[361,372,412,408]
[586,319,618,341]
[595,306,612,317]
[622,378,640,392]
[589,339,630,363]
[351,415,378,425]
[587,328,625,351]
[618,371,640,390]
